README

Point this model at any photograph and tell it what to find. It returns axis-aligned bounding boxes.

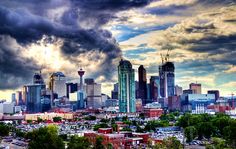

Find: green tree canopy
[154,137,182,149]
[184,126,197,142]
[53,116,62,122]
[0,123,10,136]
[26,125,65,149]
[93,123,109,131]
[223,119,236,148]
[94,136,105,149]
[68,136,91,149]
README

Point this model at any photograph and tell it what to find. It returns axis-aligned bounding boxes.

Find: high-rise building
[135,81,139,99]
[25,84,46,113]
[207,90,220,101]
[138,65,147,104]
[15,91,22,106]
[111,83,118,100]
[175,85,183,96]
[189,83,202,94]
[22,86,27,105]
[11,93,16,104]
[86,83,102,109]
[66,83,78,98]
[159,62,175,98]
[118,59,136,113]
[146,83,151,103]
[33,72,44,84]
[150,76,160,102]
[49,72,66,98]
[85,78,94,85]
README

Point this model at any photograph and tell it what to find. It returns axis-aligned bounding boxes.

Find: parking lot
[1,136,28,149]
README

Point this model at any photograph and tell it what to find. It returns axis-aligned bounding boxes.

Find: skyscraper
[118,59,136,113]
[15,91,22,106]
[138,65,147,104]
[33,72,44,85]
[150,76,160,102]
[86,83,102,109]
[49,72,66,98]
[111,83,118,100]
[190,83,202,94]
[159,62,175,98]
[66,83,78,98]
[25,84,46,113]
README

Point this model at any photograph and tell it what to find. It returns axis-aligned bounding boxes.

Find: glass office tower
[159,62,175,98]
[118,59,136,113]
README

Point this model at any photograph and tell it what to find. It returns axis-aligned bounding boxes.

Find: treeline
[176,113,236,148]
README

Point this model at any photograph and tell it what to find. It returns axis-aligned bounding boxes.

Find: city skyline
[0,0,236,100]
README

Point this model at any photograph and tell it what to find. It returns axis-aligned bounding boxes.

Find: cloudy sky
[0,0,236,100]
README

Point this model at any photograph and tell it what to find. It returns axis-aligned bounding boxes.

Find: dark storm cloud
[189,34,236,54]
[0,0,151,89]
[0,36,39,89]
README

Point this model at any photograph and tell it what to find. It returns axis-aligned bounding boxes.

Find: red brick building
[144,108,163,118]
[98,128,113,134]
[84,132,125,149]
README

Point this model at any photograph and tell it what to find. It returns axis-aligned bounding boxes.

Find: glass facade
[26,84,46,113]
[159,62,175,98]
[118,59,136,113]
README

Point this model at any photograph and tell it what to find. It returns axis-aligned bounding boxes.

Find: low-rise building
[24,112,73,121]
[143,108,163,118]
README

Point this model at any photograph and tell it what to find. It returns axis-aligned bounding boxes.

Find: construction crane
[160,53,164,64]
[160,48,171,64]
[165,48,170,62]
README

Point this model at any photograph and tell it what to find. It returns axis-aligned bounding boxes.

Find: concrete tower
[78,68,85,90]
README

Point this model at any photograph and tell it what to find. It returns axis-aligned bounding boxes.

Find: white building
[0,102,15,114]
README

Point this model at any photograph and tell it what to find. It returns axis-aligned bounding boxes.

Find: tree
[122,116,128,122]
[107,143,113,149]
[212,116,230,137]
[53,116,62,122]
[223,120,236,148]
[37,117,43,123]
[184,126,197,142]
[27,120,33,124]
[26,126,65,149]
[93,123,109,131]
[0,123,10,136]
[15,129,26,138]
[154,137,182,149]
[68,136,91,149]
[111,124,117,132]
[139,113,145,119]
[206,137,228,149]
[163,137,182,149]
[100,118,110,123]
[84,115,96,121]
[197,122,215,139]
[145,120,169,132]
[136,125,144,133]
[94,136,105,149]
